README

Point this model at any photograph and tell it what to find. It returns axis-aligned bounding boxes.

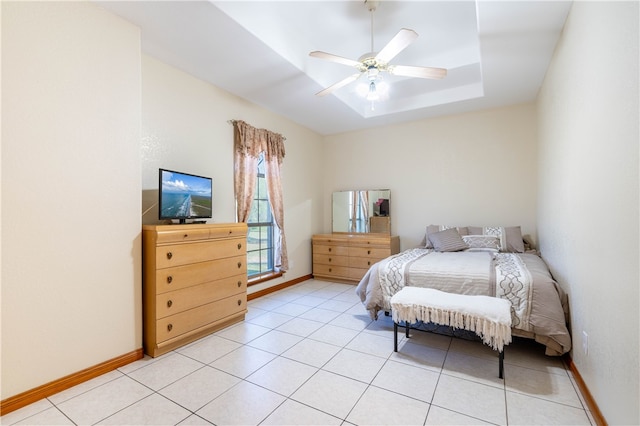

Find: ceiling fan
[309,0,447,99]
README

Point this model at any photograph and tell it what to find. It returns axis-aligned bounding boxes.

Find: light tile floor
[2,279,595,426]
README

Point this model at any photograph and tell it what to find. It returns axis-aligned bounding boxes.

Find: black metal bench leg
[499,350,504,379]
[394,321,398,352]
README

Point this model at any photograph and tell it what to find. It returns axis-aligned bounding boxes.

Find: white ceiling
[95,0,572,135]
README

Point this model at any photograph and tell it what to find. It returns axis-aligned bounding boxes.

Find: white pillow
[467,226,525,253]
[462,235,500,252]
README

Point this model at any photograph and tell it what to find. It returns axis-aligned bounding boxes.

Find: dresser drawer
[155,228,211,244]
[209,225,246,239]
[313,263,349,278]
[155,238,245,269]
[156,275,246,318]
[156,294,247,343]
[155,255,246,294]
[352,240,389,248]
[313,235,348,245]
[313,244,348,256]
[349,247,390,259]
[312,253,349,267]
[349,256,379,269]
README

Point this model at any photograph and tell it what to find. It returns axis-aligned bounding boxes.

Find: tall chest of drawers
[142,223,247,357]
[312,233,400,284]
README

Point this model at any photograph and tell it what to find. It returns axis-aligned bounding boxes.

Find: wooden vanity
[312,233,400,284]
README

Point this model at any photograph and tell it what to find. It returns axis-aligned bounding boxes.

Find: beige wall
[140,55,326,294]
[1,2,142,398]
[1,1,326,402]
[323,103,539,249]
[537,2,639,424]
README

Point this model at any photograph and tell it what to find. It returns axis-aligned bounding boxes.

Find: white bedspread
[404,250,494,295]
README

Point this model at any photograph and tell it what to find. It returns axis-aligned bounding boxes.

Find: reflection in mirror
[332,190,390,233]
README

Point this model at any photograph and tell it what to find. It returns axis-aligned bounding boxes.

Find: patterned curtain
[232,120,288,271]
[350,191,358,232]
[360,191,369,232]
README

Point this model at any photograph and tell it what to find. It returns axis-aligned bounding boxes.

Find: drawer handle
[237,243,242,250]
[237,280,242,288]
[328,248,332,252]
[167,276,173,284]
[167,300,173,308]
[368,261,371,266]
[328,257,332,262]
[237,299,242,306]
[183,234,188,238]
[166,252,173,260]
[237,261,242,268]
[167,324,173,332]
[329,268,332,272]
[368,250,371,255]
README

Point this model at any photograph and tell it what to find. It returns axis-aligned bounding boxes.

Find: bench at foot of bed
[390,287,512,379]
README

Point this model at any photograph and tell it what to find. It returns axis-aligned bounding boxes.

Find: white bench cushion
[390,287,512,351]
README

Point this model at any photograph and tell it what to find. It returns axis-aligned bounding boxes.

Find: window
[348,190,369,233]
[350,194,367,233]
[246,152,276,279]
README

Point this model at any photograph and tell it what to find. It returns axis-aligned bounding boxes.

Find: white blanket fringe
[391,287,512,352]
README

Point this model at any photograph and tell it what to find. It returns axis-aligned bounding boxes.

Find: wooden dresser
[312,233,400,284]
[142,223,247,357]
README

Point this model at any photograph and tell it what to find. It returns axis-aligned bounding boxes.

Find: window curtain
[350,191,358,232]
[360,190,369,232]
[232,120,288,271]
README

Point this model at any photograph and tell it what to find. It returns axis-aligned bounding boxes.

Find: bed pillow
[467,226,525,253]
[428,228,469,252]
[424,225,469,248]
[462,235,500,252]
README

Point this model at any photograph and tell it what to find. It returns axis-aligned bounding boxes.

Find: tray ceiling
[96,1,572,135]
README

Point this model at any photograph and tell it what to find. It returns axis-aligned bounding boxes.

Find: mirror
[332,189,391,234]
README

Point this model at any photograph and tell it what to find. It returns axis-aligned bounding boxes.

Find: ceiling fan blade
[375,28,418,64]
[309,51,361,68]
[388,65,447,79]
[315,73,361,96]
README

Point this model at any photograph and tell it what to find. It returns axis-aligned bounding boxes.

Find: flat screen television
[159,168,212,223]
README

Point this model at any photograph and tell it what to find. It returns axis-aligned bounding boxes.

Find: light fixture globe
[366,81,379,101]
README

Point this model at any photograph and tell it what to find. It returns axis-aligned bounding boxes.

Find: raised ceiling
[96,1,572,135]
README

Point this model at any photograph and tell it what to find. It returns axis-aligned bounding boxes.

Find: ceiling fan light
[376,80,390,99]
[356,83,369,98]
[367,66,380,81]
[366,81,379,101]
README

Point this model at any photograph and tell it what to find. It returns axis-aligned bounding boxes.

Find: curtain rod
[227,119,286,141]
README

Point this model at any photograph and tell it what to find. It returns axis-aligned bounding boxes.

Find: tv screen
[159,168,212,223]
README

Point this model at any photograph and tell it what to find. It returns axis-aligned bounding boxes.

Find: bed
[355,225,572,356]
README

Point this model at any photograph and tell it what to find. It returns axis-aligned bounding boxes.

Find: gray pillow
[428,228,469,252]
[424,225,469,248]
